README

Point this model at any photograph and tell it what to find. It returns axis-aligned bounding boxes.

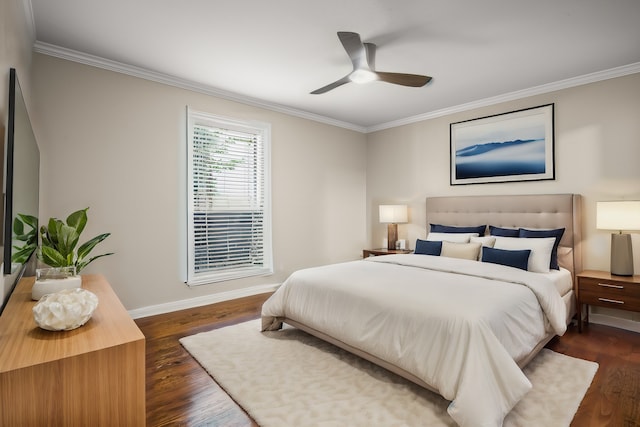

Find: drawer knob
[597,283,624,289]
[598,297,624,304]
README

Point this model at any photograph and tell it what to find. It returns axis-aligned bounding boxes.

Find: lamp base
[387,223,398,250]
[611,233,634,276]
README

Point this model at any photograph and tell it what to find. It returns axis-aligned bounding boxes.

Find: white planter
[32,275,82,300]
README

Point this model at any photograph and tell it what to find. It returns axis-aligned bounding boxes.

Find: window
[186,109,272,285]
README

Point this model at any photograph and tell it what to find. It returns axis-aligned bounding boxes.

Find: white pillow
[557,246,573,271]
[426,232,478,243]
[470,236,496,247]
[471,236,496,260]
[441,241,482,260]
[493,236,555,273]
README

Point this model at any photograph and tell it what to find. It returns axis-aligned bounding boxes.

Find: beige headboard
[425,194,582,275]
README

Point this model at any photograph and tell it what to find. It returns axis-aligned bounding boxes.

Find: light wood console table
[0,274,146,426]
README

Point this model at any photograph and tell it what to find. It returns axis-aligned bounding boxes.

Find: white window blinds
[187,110,272,285]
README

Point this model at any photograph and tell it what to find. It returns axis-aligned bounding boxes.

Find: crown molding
[366,62,640,133]
[33,41,367,133]
[33,41,639,134]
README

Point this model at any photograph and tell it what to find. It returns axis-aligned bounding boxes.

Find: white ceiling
[30,0,640,132]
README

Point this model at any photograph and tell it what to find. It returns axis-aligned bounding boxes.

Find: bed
[261,194,582,427]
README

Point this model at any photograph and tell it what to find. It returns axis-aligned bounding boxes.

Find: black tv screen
[1,68,40,312]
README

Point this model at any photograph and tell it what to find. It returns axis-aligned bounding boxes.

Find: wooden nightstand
[363,248,412,258]
[576,270,640,332]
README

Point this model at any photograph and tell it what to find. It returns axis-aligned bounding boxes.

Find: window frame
[186,108,272,286]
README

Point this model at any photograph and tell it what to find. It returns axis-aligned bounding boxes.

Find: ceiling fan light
[349,69,377,84]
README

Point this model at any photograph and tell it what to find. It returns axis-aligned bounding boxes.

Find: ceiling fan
[310,31,432,95]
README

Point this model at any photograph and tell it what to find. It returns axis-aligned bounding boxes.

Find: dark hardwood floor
[136,294,640,426]
[546,322,640,426]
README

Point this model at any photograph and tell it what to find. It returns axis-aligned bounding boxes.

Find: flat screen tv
[0,68,40,314]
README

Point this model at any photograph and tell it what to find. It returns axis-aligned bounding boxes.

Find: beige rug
[180,319,598,427]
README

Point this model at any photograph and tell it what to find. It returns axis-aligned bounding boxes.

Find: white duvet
[261,254,567,427]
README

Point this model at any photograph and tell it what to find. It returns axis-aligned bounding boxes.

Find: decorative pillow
[415,239,442,256]
[441,241,482,260]
[518,228,565,270]
[557,246,573,272]
[493,236,556,273]
[471,236,496,260]
[430,223,487,236]
[470,236,496,247]
[426,232,478,243]
[489,225,520,237]
[481,247,531,271]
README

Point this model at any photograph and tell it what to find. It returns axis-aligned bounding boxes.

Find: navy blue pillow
[489,225,520,237]
[430,223,486,236]
[519,228,565,270]
[415,239,442,256]
[481,246,531,270]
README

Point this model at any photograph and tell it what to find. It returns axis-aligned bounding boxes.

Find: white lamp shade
[596,201,640,231]
[379,205,408,224]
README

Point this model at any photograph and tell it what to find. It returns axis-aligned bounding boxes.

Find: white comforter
[261,254,567,427]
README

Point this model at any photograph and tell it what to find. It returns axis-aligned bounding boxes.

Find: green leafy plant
[39,208,113,273]
[11,213,39,264]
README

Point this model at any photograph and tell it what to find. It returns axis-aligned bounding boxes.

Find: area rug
[180,319,598,427]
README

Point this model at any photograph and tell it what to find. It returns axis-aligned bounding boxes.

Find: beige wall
[367,73,640,326]
[32,54,367,311]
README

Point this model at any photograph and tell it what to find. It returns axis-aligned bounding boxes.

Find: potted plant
[38,207,113,273]
[31,207,113,300]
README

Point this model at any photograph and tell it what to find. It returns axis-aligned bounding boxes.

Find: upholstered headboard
[425,194,582,275]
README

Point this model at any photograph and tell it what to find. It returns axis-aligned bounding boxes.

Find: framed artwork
[450,104,554,185]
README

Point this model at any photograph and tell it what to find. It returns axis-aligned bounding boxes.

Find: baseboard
[128,283,280,319]
[588,312,640,334]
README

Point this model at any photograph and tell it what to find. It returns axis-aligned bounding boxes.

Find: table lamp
[379,205,408,250]
[596,201,640,276]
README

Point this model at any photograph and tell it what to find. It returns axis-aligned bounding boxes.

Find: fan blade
[310,75,351,94]
[363,43,376,70]
[337,31,367,70]
[375,72,432,87]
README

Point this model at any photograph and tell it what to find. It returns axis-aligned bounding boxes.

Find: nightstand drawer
[576,270,640,332]
[578,277,640,311]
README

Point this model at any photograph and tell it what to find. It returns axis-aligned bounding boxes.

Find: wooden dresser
[0,274,146,426]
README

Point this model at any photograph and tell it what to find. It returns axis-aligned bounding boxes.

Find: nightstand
[363,248,412,258]
[576,270,640,332]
